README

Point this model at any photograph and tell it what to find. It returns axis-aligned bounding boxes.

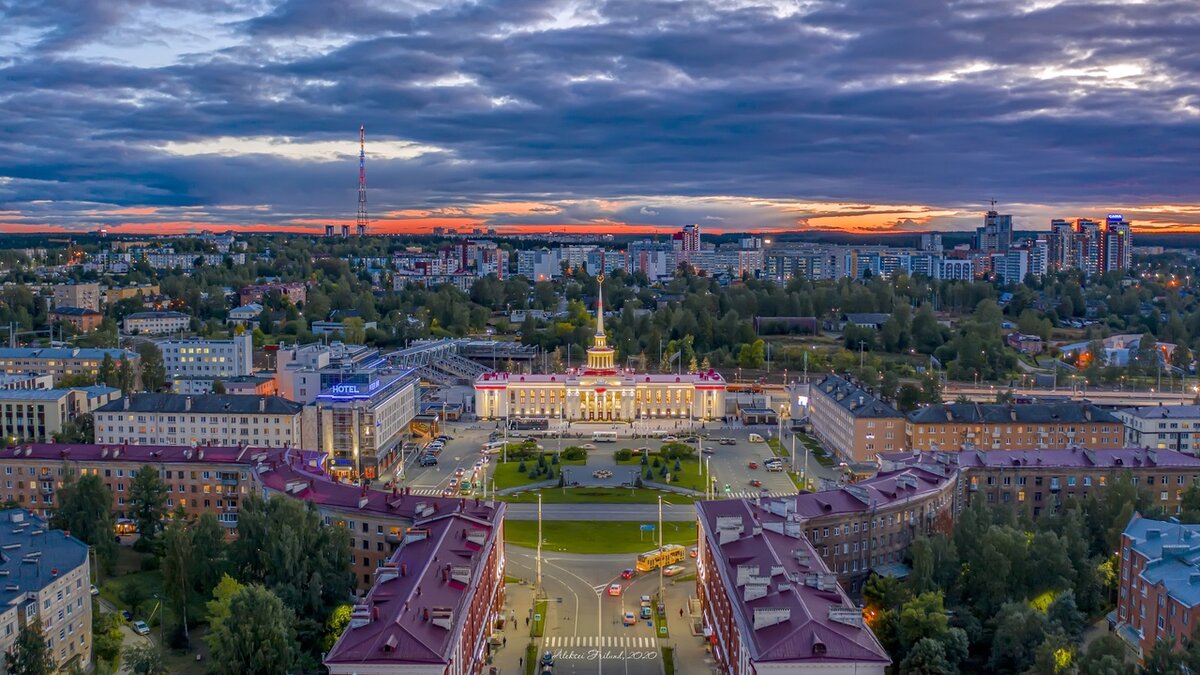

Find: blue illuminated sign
[318,379,383,400]
[1107,214,1123,220]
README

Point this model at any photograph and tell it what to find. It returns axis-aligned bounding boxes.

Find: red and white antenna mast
[356,125,368,236]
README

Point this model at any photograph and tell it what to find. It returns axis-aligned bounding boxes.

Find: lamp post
[536,492,543,591]
[658,495,666,610]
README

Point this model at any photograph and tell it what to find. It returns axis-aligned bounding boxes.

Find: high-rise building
[52,282,101,312]
[975,211,1013,251]
[1075,218,1102,275]
[1102,214,1133,273]
[1048,219,1074,270]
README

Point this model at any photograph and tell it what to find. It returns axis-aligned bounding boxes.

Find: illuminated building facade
[475,280,726,423]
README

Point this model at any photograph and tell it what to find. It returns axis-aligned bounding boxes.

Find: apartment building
[323,505,505,674]
[695,499,890,675]
[882,446,1200,520]
[808,375,904,464]
[92,393,308,448]
[1116,515,1200,661]
[0,386,120,442]
[0,374,54,391]
[906,402,1123,452]
[1118,405,1200,455]
[157,333,254,391]
[49,307,103,332]
[104,284,160,304]
[122,311,190,335]
[52,282,100,312]
[0,510,92,672]
[0,347,139,386]
[792,464,958,591]
[239,282,307,307]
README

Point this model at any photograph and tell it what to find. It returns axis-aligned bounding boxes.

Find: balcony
[1049,480,1061,492]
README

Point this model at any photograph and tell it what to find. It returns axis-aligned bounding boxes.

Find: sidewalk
[661,594,719,675]
[490,581,538,675]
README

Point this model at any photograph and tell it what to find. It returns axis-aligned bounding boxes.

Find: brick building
[808,375,904,464]
[239,282,308,307]
[49,307,103,332]
[695,498,891,675]
[905,402,1123,452]
[323,505,505,674]
[1116,515,1200,661]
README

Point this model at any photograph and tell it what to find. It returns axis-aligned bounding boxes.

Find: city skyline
[3,0,1199,235]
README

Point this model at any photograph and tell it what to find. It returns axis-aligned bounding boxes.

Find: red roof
[5,443,281,466]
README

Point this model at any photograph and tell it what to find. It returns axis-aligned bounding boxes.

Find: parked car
[623,611,637,626]
[120,610,133,622]
[747,462,758,470]
[719,438,736,445]
[90,585,99,596]
[662,436,678,443]
[132,620,150,636]
[640,605,652,620]
[607,583,622,596]
[621,568,634,579]
[420,456,438,466]
[664,565,685,577]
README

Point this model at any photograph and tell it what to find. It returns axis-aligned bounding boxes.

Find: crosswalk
[405,487,444,496]
[724,489,798,499]
[542,636,658,649]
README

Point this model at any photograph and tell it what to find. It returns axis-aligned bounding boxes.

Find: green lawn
[525,643,538,675]
[492,456,586,490]
[531,599,547,637]
[505,520,697,555]
[502,488,698,504]
[796,432,836,467]
[663,646,676,675]
[615,455,709,492]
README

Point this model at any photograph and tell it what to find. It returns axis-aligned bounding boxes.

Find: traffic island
[505,521,697,555]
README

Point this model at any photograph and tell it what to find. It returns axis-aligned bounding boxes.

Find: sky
[1,0,1199,236]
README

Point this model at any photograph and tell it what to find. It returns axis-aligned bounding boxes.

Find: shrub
[641,454,649,465]
[546,467,554,479]
[674,459,682,472]
[645,468,653,480]
[652,457,661,468]
[660,443,695,459]
[614,449,633,462]
[537,454,547,467]
[517,461,527,473]
[551,454,560,465]
[562,447,588,461]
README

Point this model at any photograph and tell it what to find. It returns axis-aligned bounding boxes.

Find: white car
[663,565,685,577]
[132,620,150,636]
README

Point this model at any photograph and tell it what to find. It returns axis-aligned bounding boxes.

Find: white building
[157,334,254,393]
[1118,405,1200,455]
[475,282,726,423]
[93,393,308,448]
[516,249,562,282]
[0,509,93,673]
[226,303,263,327]
[123,311,190,335]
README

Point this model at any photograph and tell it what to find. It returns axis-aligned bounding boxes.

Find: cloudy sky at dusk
[2,0,1198,236]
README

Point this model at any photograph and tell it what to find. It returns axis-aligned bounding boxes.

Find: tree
[57,373,96,387]
[211,378,226,394]
[98,353,117,388]
[228,495,354,656]
[191,513,227,595]
[137,342,166,392]
[207,584,298,675]
[322,604,353,652]
[123,643,166,675]
[206,574,244,633]
[116,355,136,393]
[9,621,52,675]
[1077,633,1135,675]
[50,471,116,572]
[92,611,125,666]
[908,537,934,595]
[1046,589,1086,640]
[128,465,168,541]
[897,592,949,652]
[341,317,366,344]
[160,512,194,643]
[988,602,1047,673]
[899,638,951,675]
[863,574,910,612]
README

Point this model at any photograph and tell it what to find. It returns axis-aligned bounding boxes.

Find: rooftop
[788,465,954,519]
[0,509,92,608]
[696,499,890,666]
[125,311,189,319]
[324,507,503,667]
[1119,405,1200,420]
[812,375,902,419]
[95,393,303,415]
[50,307,101,316]
[476,368,726,386]
[879,446,1200,471]
[0,347,136,361]
[0,442,284,466]
[0,386,119,402]
[907,402,1119,425]
[1123,515,1200,608]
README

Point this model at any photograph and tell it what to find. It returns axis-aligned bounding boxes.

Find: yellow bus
[634,545,685,572]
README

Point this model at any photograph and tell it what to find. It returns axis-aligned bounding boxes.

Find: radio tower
[355,125,368,236]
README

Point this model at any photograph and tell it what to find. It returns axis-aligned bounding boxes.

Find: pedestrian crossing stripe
[727,490,798,500]
[406,487,443,496]
[542,636,658,649]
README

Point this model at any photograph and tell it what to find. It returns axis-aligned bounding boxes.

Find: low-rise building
[0,386,120,442]
[1006,332,1044,354]
[0,509,92,672]
[0,373,55,390]
[323,504,505,674]
[1118,405,1200,455]
[104,284,160,304]
[0,348,138,386]
[93,393,308,448]
[226,303,263,327]
[906,402,1123,452]
[123,311,190,335]
[1116,515,1200,660]
[695,498,891,675]
[239,282,307,307]
[49,307,103,332]
[808,375,904,464]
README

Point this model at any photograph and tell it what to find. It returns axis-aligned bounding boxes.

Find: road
[506,545,688,675]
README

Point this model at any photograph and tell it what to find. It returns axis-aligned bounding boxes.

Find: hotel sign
[321,380,383,399]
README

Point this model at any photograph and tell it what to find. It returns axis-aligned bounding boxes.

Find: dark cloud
[1,0,1198,232]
